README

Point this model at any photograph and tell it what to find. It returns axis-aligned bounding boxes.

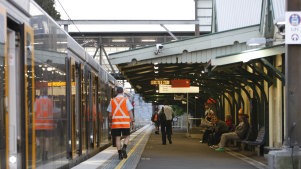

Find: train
[0,0,133,168]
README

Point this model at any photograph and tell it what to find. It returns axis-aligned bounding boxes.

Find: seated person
[215,113,249,152]
[225,114,234,131]
[200,118,214,143]
[204,103,214,122]
[208,116,228,146]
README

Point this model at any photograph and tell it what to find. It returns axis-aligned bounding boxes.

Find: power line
[56,0,84,37]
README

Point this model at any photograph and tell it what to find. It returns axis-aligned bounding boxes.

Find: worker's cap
[117,87,123,93]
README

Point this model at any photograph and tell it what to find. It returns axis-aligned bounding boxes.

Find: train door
[81,65,86,154]
[23,24,35,169]
[1,6,33,169]
[70,60,81,157]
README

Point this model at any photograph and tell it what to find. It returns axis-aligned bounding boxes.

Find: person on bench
[215,112,249,152]
[208,116,229,146]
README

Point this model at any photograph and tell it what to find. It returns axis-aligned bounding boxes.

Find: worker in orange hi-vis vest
[107,87,134,160]
[151,111,160,134]
[35,88,54,161]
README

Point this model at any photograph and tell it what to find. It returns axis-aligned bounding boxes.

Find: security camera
[155,44,163,55]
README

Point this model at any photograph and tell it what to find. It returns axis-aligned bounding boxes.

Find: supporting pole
[160,24,178,40]
[101,47,116,74]
[194,0,200,36]
[64,24,69,32]
[187,93,189,134]
[286,0,301,147]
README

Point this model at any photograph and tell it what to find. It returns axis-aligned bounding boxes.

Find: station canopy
[109,25,285,104]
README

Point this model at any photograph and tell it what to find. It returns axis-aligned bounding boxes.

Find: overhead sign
[171,79,190,87]
[150,80,170,85]
[286,12,301,44]
[159,85,199,93]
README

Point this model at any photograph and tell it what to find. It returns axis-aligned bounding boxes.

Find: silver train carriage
[0,0,123,168]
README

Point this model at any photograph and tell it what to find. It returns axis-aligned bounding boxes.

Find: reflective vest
[88,104,97,121]
[154,114,158,122]
[35,98,54,130]
[111,97,131,129]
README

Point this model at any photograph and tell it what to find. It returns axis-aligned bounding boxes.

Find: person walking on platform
[151,111,160,134]
[107,87,134,160]
[158,103,175,145]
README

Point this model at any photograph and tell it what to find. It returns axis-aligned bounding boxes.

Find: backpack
[159,107,166,123]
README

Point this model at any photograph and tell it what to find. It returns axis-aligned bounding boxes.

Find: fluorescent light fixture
[154,66,159,69]
[57,41,67,44]
[112,39,126,42]
[34,42,43,45]
[142,39,156,42]
[154,71,159,74]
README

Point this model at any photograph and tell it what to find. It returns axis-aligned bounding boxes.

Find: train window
[29,4,69,166]
[71,59,80,158]
[97,77,101,147]
[91,73,97,149]
[81,66,86,154]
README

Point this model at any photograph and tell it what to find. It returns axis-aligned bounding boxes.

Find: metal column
[286,0,301,146]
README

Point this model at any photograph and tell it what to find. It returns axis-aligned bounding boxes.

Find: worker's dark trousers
[161,120,172,144]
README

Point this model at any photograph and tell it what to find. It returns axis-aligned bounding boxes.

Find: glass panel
[91,74,97,148]
[24,25,35,169]
[81,66,86,154]
[29,2,68,168]
[70,60,79,158]
[0,6,7,169]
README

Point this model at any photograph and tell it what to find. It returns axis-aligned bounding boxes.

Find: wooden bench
[241,127,265,156]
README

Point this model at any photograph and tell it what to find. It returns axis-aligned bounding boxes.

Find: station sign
[286,12,301,44]
[171,79,190,87]
[159,85,199,93]
[150,80,170,85]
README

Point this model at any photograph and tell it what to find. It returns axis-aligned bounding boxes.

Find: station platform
[72,125,268,169]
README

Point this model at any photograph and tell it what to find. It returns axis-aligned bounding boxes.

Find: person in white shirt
[158,103,175,145]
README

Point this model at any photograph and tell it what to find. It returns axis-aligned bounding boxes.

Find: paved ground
[136,129,266,169]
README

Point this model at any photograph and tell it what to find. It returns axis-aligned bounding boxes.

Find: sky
[54,0,195,32]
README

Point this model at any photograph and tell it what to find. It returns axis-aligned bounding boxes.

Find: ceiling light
[154,62,158,65]
[112,39,126,42]
[201,71,205,73]
[142,39,156,42]
[156,90,159,93]
[154,71,159,74]
[154,66,159,69]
